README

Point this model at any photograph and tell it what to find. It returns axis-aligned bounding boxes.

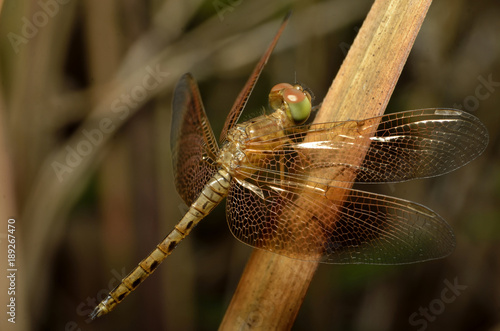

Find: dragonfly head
[269,83,312,124]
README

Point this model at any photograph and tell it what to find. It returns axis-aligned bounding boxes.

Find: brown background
[0,0,499,330]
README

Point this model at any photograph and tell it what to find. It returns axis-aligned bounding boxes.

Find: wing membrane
[219,13,290,143]
[226,175,455,264]
[171,73,219,205]
[242,109,488,184]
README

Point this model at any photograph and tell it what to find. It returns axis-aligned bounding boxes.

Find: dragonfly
[90,14,488,319]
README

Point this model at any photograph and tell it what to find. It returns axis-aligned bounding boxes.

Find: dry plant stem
[219,0,433,329]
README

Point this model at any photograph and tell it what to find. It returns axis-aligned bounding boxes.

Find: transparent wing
[219,13,290,143]
[171,73,219,205]
[242,109,488,184]
[226,175,455,264]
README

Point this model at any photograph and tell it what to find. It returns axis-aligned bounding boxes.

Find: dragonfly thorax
[217,107,293,176]
[217,82,313,175]
[217,127,248,173]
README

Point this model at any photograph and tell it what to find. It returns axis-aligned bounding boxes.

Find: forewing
[226,176,455,264]
[242,109,488,184]
[357,109,488,182]
[219,13,290,143]
[171,73,219,205]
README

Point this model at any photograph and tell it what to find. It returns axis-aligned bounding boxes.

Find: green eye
[283,88,311,124]
[268,83,312,124]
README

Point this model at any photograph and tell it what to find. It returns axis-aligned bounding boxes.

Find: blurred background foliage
[0,0,499,330]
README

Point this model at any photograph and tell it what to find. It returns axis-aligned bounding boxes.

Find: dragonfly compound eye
[269,83,312,124]
[283,87,312,124]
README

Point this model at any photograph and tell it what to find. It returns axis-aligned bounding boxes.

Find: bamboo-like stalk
[219,0,433,329]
